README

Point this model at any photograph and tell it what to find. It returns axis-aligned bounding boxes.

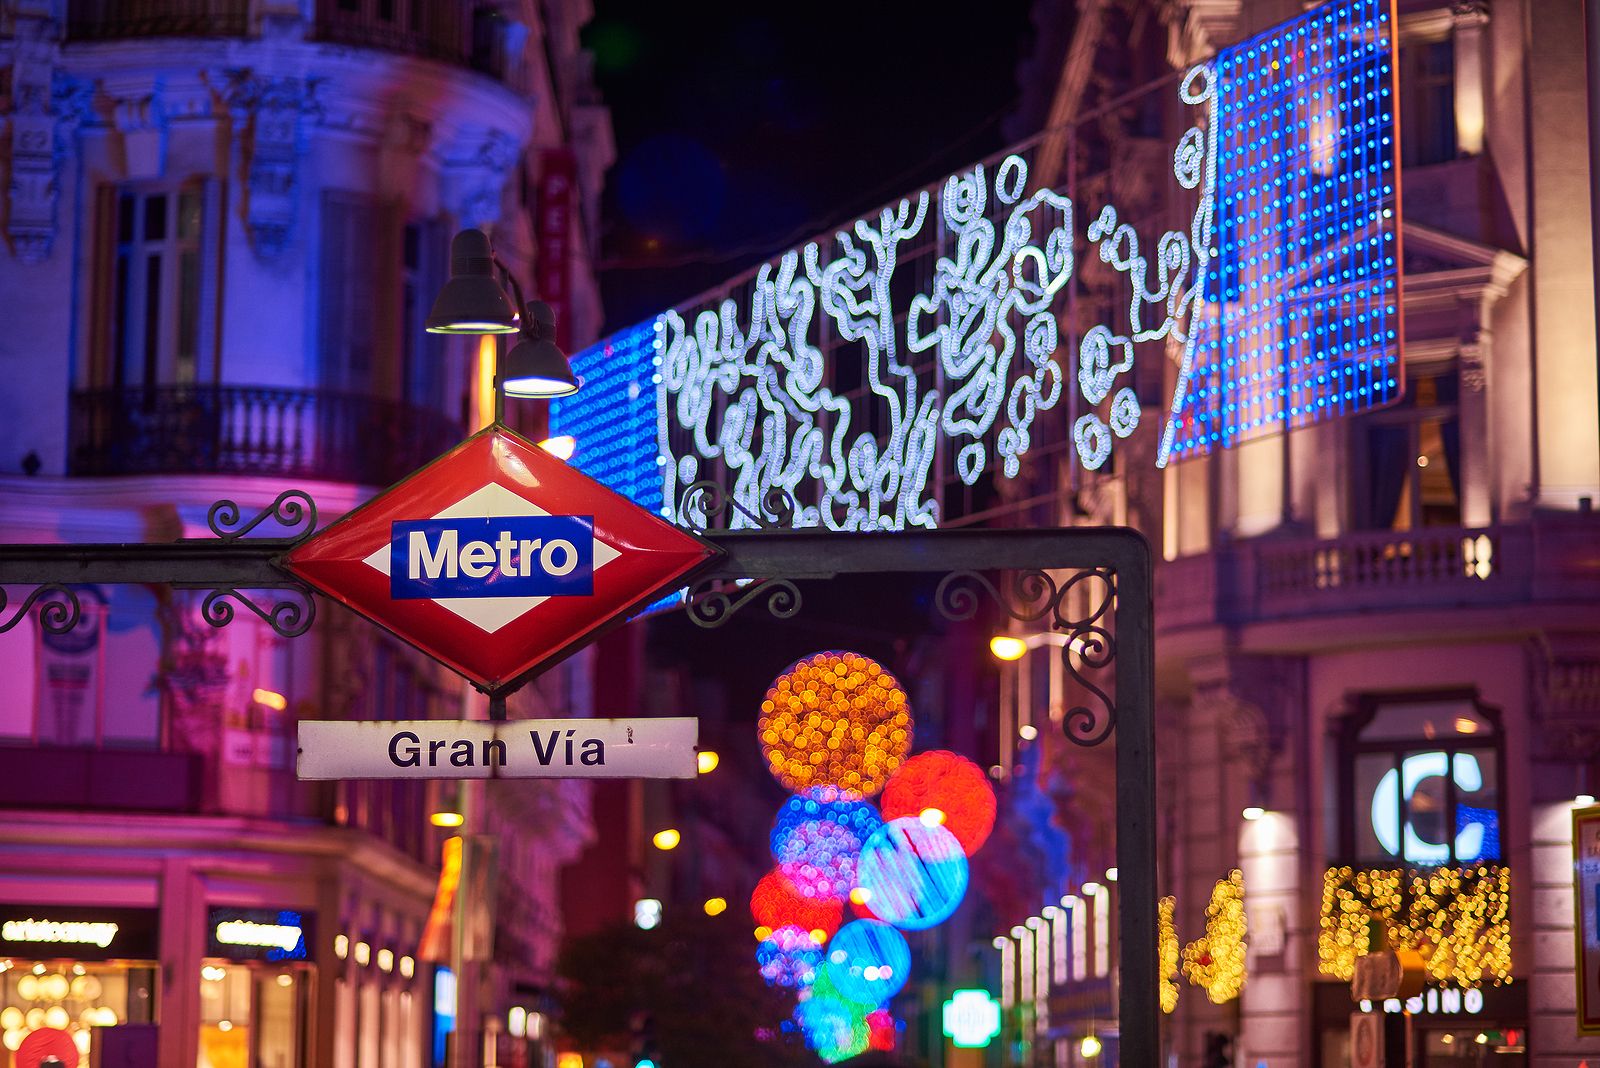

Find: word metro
[297,719,699,780]
[389,514,594,599]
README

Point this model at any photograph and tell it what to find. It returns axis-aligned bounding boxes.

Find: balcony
[0,747,202,812]
[65,0,250,41]
[1158,517,1600,632]
[69,385,464,487]
[311,0,508,82]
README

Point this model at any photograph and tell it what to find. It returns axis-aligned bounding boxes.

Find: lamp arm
[489,256,531,426]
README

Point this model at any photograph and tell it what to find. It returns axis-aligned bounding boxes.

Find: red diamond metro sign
[284,425,717,690]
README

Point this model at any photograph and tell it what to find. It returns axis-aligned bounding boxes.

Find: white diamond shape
[363,483,622,634]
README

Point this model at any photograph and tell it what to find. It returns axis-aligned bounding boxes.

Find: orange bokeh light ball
[759,651,912,798]
[880,750,997,855]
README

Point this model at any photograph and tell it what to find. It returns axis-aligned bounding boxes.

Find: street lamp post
[424,228,581,1067]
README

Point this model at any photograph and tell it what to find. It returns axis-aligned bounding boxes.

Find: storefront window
[198,963,312,1068]
[1340,695,1502,866]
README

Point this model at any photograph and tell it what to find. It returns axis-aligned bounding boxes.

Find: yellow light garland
[1181,869,1247,1004]
[1317,865,1511,988]
[1158,896,1180,1013]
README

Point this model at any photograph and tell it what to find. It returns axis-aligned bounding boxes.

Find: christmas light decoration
[1182,869,1247,1004]
[855,817,969,930]
[824,920,911,1005]
[771,791,885,858]
[1162,0,1401,465]
[880,750,997,855]
[1319,865,1512,987]
[865,1008,896,1051]
[547,320,664,514]
[751,869,845,937]
[758,652,912,797]
[794,995,870,1062]
[757,924,825,988]
[1159,896,1180,1013]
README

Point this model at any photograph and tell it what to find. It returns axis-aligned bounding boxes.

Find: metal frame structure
[0,488,1158,1066]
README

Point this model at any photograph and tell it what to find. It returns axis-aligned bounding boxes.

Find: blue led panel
[548,318,665,514]
[1164,0,1402,462]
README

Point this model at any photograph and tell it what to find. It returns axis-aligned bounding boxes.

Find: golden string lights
[1181,869,1247,1005]
[1158,896,1180,1013]
[759,652,912,798]
[1318,865,1511,988]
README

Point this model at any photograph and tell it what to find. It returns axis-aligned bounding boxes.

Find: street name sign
[297,718,699,779]
[284,424,717,690]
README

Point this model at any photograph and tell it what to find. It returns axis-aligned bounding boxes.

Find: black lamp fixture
[425,229,519,334]
[502,301,580,398]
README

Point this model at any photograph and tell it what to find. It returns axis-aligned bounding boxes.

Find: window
[108,183,211,390]
[401,220,448,411]
[319,194,379,393]
[1399,38,1457,166]
[1339,694,1502,867]
[1354,368,1460,530]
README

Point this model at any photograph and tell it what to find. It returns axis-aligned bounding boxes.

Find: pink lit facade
[0,2,612,1066]
[988,1,1600,1065]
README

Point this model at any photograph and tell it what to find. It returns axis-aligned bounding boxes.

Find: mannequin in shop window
[1358,369,1461,531]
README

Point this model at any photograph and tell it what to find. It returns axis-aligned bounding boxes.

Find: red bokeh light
[750,869,844,937]
[880,750,996,855]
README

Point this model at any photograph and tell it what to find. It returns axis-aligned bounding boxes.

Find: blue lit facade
[549,318,666,516]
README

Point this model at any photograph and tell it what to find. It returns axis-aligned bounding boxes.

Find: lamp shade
[501,301,580,397]
[426,229,519,334]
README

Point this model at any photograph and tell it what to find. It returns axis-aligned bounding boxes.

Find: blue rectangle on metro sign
[389,515,594,600]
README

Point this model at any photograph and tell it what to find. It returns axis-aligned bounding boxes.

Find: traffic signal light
[1202,1031,1233,1068]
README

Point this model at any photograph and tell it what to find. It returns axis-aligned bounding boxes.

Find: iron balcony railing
[69,385,464,487]
[65,0,251,40]
[1158,515,1600,630]
[311,0,507,81]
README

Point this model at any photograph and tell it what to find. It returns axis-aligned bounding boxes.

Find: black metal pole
[1588,0,1600,460]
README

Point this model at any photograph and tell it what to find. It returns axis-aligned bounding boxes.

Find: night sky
[583,1,1041,331]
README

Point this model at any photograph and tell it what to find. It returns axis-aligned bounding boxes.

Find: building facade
[0,1,611,1066]
[542,0,1600,1065]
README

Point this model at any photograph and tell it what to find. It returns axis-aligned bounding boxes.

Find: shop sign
[206,907,312,962]
[1359,986,1485,1016]
[296,718,699,780]
[1575,804,1600,1032]
[0,904,158,961]
[942,989,1001,1048]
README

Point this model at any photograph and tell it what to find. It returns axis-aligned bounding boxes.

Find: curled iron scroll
[684,578,802,629]
[207,490,319,544]
[934,567,1118,747]
[679,481,796,532]
[0,584,82,635]
[199,586,317,638]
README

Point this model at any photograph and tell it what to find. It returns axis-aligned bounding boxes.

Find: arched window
[1338,692,1502,866]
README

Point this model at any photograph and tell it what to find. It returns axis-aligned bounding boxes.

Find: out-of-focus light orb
[43,1006,68,1029]
[880,750,997,855]
[758,651,911,798]
[989,635,1028,661]
[15,976,37,1001]
[1,1030,22,1053]
[1082,1033,1103,1058]
[756,925,824,988]
[866,1008,897,1051]
[703,897,727,916]
[769,792,881,902]
[652,828,681,850]
[855,817,969,930]
[750,869,844,937]
[824,920,911,1005]
[697,751,720,774]
[794,997,870,1063]
[41,973,69,1001]
[633,898,662,930]
[0,1009,18,1031]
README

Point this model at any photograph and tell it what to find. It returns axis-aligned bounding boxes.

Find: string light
[758,925,824,988]
[759,652,912,797]
[1163,0,1401,465]
[880,750,997,855]
[751,869,845,937]
[1317,865,1511,987]
[770,791,884,901]
[1181,869,1247,1003]
[1159,896,1180,1013]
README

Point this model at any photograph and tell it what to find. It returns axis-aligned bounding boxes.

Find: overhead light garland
[1318,865,1511,987]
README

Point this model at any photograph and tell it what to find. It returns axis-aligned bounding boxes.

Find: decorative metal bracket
[678,480,796,532]
[679,481,803,628]
[934,567,1117,746]
[207,490,318,545]
[0,583,81,635]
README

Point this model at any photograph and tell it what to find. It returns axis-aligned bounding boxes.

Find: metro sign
[284,425,717,690]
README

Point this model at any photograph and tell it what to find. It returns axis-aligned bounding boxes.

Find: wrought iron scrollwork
[935,567,1118,747]
[207,490,318,544]
[678,481,796,532]
[198,586,316,638]
[684,578,802,629]
[0,583,82,635]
